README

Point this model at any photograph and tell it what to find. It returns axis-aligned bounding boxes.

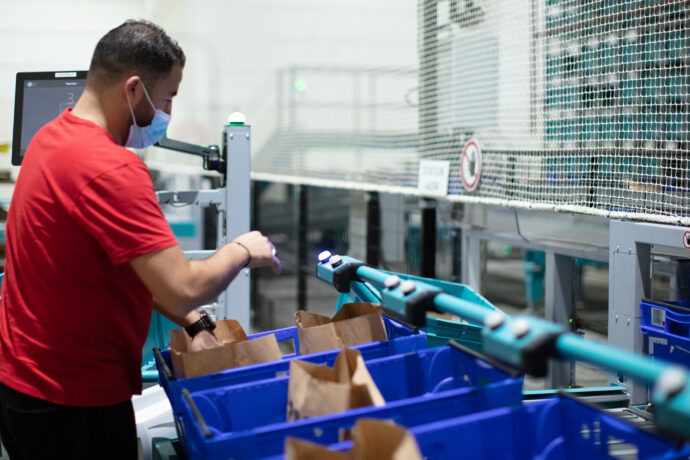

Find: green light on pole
[294,79,307,92]
[502,245,512,256]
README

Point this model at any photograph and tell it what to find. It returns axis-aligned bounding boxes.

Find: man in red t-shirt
[0,20,280,459]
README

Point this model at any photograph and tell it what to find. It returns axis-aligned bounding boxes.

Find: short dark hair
[87,20,185,90]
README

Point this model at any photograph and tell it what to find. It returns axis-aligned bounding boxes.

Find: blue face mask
[125,82,171,149]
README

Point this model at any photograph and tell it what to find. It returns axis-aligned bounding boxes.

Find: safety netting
[252,0,690,225]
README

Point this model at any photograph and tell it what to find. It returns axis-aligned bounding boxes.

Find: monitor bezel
[12,70,88,166]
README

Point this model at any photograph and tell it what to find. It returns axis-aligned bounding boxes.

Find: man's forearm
[130,230,277,320]
[183,242,249,310]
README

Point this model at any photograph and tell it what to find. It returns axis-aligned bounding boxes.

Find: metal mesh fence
[252,0,690,225]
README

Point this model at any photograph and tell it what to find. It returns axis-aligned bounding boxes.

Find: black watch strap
[185,310,216,338]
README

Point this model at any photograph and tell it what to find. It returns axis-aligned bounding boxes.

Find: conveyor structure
[316,253,690,441]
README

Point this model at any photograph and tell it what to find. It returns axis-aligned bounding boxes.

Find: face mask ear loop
[127,94,138,127]
[140,81,156,111]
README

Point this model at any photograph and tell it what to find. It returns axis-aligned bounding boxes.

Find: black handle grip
[153,347,176,382]
[447,339,523,379]
[155,135,220,160]
[182,388,213,439]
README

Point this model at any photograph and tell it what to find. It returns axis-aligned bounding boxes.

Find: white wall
[0,0,150,173]
[1,0,419,177]
[153,0,419,165]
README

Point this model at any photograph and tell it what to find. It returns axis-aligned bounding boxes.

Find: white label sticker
[649,336,668,355]
[651,307,665,328]
[418,160,450,197]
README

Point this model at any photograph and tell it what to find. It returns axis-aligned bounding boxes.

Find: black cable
[514,208,531,244]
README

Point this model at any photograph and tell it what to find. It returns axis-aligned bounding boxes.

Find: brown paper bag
[287,348,385,421]
[284,438,350,460]
[169,319,281,379]
[427,311,470,324]
[295,303,388,355]
[285,419,423,460]
[427,311,461,322]
[350,419,423,460]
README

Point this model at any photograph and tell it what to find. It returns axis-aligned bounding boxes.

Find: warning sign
[460,139,482,191]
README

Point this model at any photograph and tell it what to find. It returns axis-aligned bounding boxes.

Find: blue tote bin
[154,314,426,417]
[180,343,523,460]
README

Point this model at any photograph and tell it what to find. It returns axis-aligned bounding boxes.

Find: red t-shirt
[0,109,178,406]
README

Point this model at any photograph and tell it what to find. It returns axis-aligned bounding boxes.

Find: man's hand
[231,231,281,274]
[189,329,220,353]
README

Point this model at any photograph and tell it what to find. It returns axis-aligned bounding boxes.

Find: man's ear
[123,76,143,104]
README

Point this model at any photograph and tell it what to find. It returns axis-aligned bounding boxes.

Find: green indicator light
[569,318,573,324]
[502,245,512,256]
[294,79,307,92]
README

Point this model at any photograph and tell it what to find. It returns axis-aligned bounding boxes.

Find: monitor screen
[12,71,87,165]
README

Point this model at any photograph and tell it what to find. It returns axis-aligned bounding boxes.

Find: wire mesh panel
[252,0,690,225]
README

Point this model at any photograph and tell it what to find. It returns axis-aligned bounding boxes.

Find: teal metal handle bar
[431,277,690,441]
[433,292,493,326]
[556,333,667,386]
[316,254,690,440]
[358,267,493,326]
[350,280,382,304]
[430,286,668,386]
[356,265,391,289]
[356,258,669,386]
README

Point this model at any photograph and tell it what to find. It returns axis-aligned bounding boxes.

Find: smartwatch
[185,310,216,338]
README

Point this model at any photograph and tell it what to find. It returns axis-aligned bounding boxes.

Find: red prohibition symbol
[460,139,482,191]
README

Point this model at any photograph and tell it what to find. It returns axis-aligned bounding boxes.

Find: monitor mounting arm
[155,135,225,175]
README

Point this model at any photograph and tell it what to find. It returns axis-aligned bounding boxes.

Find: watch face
[185,311,216,337]
[199,313,216,331]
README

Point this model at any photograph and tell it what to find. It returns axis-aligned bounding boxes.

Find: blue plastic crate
[641,299,690,368]
[155,315,425,417]
[180,344,523,460]
[293,395,689,460]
